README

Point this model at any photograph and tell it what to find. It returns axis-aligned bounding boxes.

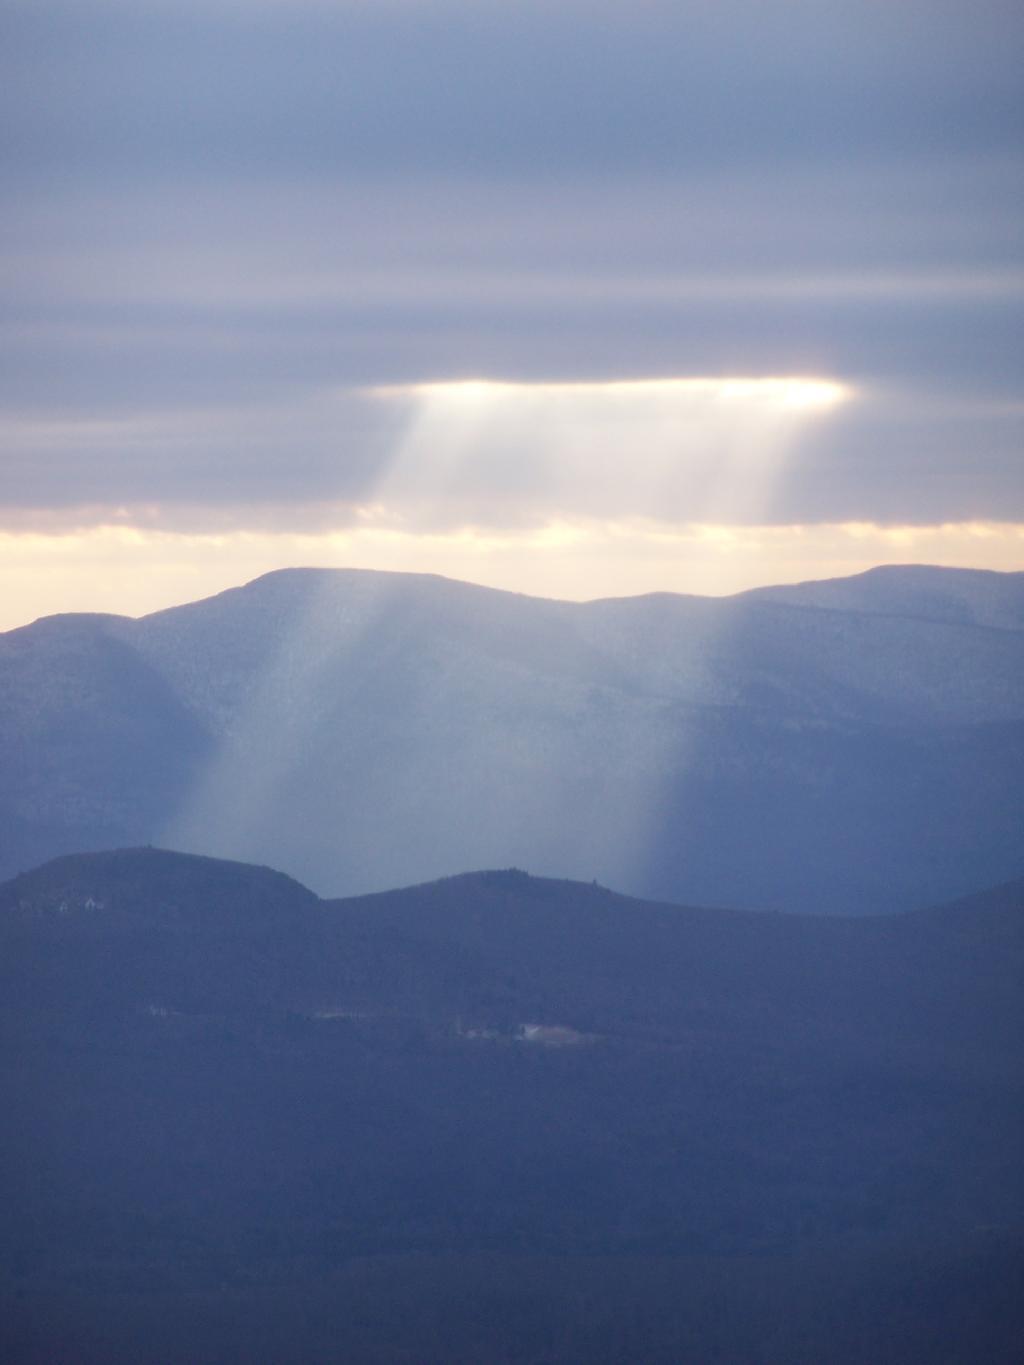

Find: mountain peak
[743,563,1024,630]
[1,846,317,932]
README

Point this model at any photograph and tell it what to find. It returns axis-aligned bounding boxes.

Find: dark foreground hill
[1,848,1022,1363]
[2,564,1023,913]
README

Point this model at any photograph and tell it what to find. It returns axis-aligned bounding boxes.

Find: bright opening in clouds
[380,378,850,406]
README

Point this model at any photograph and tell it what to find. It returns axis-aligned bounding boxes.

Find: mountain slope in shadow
[1,847,1021,1362]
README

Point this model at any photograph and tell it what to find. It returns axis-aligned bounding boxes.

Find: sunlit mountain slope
[1,565,1022,912]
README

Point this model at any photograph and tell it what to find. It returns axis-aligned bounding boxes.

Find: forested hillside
[2,848,1021,1362]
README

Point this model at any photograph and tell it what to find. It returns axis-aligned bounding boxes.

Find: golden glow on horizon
[2,519,1021,631]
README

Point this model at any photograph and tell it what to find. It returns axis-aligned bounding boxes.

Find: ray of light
[349,373,851,896]
[363,374,855,577]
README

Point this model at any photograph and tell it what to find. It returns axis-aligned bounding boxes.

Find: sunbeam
[351,374,855,894]
[366,376,853,545]
[156,374,855,897]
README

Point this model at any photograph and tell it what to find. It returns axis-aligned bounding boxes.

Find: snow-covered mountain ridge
[2,564,1022,912]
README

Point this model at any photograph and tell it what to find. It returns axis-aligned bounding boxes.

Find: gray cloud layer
[2,1,1022,530]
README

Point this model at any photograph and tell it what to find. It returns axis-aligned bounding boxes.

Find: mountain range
[2,846,1022,1362]
[3,563,1022,913]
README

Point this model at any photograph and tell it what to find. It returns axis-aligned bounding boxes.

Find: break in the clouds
[2,0,1022,619]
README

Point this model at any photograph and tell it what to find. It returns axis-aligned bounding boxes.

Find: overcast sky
[3,0,1022,625]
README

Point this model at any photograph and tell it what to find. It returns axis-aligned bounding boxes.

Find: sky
[2,0,1023,627]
